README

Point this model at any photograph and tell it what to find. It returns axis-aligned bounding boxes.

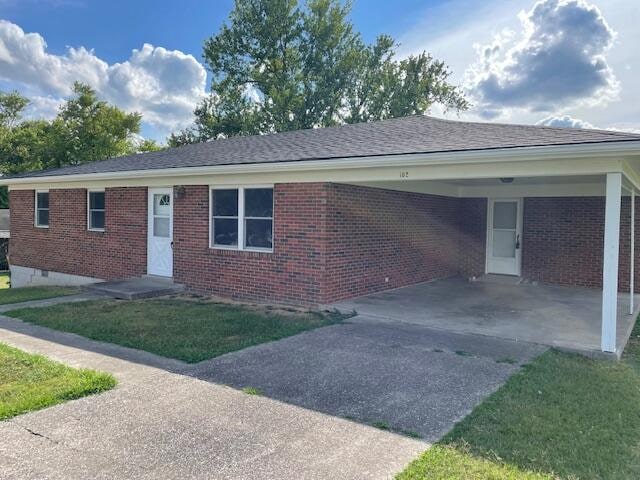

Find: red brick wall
[458,198,487,279]
[9,188,147,280]
[173,184,328,304]
[522,196,640,292]
[172,183,465,304]
[12,185,640,305]
[322,184,462,303]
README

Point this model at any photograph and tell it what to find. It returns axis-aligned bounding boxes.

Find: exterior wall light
[174,185,186,199]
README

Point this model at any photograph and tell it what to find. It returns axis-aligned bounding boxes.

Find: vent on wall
[41,270,49,277]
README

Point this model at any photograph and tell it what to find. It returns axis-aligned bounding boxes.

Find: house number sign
[400,171,410,179]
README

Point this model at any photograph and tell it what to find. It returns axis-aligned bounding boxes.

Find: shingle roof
[10,115,640,179]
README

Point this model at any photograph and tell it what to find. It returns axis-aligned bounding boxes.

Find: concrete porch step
[83,276,185,300]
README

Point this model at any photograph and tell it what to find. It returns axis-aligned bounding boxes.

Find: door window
[492,201,517,258]
[153,194,171,238]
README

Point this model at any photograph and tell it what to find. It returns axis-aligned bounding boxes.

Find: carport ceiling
[349,174,610,198]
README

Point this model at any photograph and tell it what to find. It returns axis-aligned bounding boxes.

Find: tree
[0,91,30,129]
[0,84,160,207]
[46,82,142,169]
[170,0,468,145]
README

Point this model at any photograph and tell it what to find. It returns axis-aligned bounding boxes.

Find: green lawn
[0,271,77,305]
[6,298,345,363]
[399,320,640,480]
[0,272,10,289]
[0,343,116,420]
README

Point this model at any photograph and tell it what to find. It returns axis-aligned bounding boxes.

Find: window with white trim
[35,191,49,228]
[88,190,105,231]
[211,187,273,251]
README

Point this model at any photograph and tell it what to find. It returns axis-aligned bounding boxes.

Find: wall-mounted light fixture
[174,185,186,199]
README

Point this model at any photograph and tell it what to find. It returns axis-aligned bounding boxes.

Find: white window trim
[209,185,274,253]
[87,189,106,232]
[34,190,49,228]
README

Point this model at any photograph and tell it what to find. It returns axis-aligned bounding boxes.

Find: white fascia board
[4,140,640,189]
[622,160,640,191]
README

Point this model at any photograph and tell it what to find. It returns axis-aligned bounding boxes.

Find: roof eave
[3,140,640,186]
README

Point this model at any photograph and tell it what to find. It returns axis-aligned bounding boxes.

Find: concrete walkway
[0,311,426,480]
[0,294,544,479]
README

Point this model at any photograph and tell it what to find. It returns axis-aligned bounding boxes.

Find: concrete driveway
[0,310,545,479]
[190,318,545,441]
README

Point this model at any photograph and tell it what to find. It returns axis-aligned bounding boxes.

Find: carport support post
[602,172,622,353]
[631,188,635,316]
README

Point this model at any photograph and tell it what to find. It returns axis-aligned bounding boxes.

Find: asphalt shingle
[10,115,640,179]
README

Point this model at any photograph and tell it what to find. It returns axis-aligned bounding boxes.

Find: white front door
[147,188,173,277]
[486,198,523,276]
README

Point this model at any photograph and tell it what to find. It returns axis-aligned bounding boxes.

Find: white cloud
[465,0,619,118]
[536,114,595,129]
[0,20,206,135]
[24,95,63,120]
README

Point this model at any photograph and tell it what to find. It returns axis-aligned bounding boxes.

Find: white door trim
[485,198,523,276]
[147,187,174,277]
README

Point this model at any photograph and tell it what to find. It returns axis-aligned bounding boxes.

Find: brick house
[4,115,640,355]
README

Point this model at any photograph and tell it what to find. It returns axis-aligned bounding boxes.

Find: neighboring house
[2,115,640,355]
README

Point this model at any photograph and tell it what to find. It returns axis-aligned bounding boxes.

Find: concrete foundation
[9,264,102,288]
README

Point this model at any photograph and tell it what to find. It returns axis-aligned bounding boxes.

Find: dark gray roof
[10,115,640,180]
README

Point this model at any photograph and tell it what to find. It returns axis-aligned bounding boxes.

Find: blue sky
[0,0,638,141]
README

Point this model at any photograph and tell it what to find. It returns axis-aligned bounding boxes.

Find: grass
[496,357,518,365]
[398,319,640,479]
[6,298,346,363]
[0,272,10,289]
[0,271,77,305]
[241,386,263,396]
[0,343,116,420]
[372,420,391,430]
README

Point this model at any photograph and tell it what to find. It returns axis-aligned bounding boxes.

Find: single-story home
[3,115,640,356]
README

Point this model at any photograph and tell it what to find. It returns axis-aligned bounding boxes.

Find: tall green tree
[0,84,160,207]
[46,82,142,169]
[0,91,30,129]
[170,0,468,146]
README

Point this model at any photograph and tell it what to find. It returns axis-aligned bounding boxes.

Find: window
[211,186,273,251]
[35,191,49,228]
[88,190,105,231]
[152,193,171,238]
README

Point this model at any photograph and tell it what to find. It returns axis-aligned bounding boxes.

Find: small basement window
[211,186,273,252]
[88,190,105,231]
[35,190,49,228]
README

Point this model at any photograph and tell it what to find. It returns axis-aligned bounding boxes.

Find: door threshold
[477,274,523,285]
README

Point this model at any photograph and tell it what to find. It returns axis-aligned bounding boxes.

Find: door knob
[515,235,520,249]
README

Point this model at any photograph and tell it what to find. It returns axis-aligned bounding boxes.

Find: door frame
[147,187,174,277]
[485,197,523,276]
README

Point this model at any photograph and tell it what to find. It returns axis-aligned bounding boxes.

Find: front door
[147,188,173,277]
[486,198,523,276]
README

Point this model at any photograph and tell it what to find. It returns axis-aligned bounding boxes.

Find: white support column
[631,188,635,315]
[602,172,622,353]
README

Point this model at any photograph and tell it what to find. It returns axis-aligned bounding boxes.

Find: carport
[329,165,640,358]
[332,276,639,358]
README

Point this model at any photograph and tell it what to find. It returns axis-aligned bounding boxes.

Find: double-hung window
[88,190,105,231]
[35,191,49,228]
[211,186,273,251]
